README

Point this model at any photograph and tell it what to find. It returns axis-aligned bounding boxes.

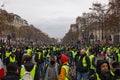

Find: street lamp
[101,10,104,41]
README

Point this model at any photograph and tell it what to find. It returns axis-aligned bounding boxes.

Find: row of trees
[0,9,57,45]
[62,0,120,45]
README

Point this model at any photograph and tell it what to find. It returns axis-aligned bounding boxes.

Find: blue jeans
[38,63,44,78]
[77,71,89,80]
[45,57,49,64]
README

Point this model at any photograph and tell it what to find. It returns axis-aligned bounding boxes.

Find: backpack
[21,65,33,80]
[68,67,76,80]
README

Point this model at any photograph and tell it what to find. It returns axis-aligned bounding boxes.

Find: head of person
[56,51,61,64]
[60,54,69,64]
[50,56,56,65]
[16,47,21,52]
[96,60,110,73]
[106,50,111,55]
[24,55,32,62]
[80,49,86,55]
[91,49,97,56]
[96,60,111,78]
[6,62,19,74]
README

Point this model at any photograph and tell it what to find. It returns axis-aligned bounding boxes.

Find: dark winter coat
[2,72,20,80]
[76,54,90,73]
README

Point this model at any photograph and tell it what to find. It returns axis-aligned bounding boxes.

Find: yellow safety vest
[42,50,46,58]
[86,48,89,56]
[20,65,36,79]
[71,51,77,59]
[78,56,87,67]
[9,56,16,62]
[27,49,32,56]
[89,55,95,70]
[5,52,11,58]
[53,47,56,52]
[62,64,69,80]
[38,52,42,59]
[45,49,50,58]
[117,53,120,63]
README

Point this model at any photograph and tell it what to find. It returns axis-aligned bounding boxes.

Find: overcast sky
[0,0,109,39]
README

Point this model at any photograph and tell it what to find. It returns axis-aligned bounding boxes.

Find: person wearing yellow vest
[6,51,17,65]
[34,49,44,79]
[58,54,69,80]
[105,49,115,66]
[89,60,116,80]
[89,49,96,76]
[26,47,32,56]
[9,54,16,63]
[44,48,51,65]
[76,49,90,80]
[71,48,77,68]
[112,62,120,80]
[20,55,39,80]
[5,50,12,65]
[115,48,120,63]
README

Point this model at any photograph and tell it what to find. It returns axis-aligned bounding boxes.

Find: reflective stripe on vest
[38,52,42,59]
[78,56,87,67]
[62,64,69,80]
[46,49,50,58]
[53,47,56,51]
[89,55,95,70]
[20,65,36,79]
[86,49,89,55]
[117,53,120,63]
[71,51,77,59]
[96,73,101,80]
[42,50,46,58]
[10,56,16,62]
[110,70,115,76]
[116,49,119,53]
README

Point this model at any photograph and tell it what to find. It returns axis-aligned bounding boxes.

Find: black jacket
[35,52,44,64]
[76,54,90,73]
[2,72,20,80]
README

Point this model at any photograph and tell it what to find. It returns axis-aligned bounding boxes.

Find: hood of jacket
[96,60,110,74]
[23,62,34,72]
[61,54,69,64]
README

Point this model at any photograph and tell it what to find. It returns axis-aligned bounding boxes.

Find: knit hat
[61,54,69,63]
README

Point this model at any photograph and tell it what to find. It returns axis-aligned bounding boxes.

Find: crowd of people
[0,44,120,80]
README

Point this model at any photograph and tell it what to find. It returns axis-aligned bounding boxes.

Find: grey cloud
[34,17,73,38]
[3,0,108,38]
